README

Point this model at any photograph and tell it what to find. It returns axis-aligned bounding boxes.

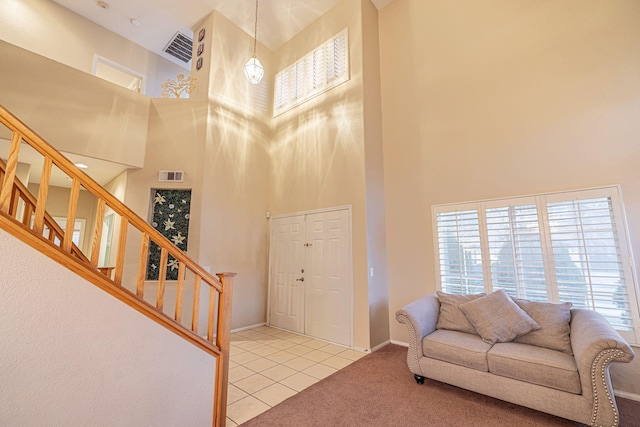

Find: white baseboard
[390,339,409,348]
[230,323,266,334]
[614,390,640,402]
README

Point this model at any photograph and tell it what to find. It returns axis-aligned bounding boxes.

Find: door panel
[305,210,351,346]
[269,216,305,334]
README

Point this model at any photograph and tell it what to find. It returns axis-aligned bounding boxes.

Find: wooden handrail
[0,104,233,427]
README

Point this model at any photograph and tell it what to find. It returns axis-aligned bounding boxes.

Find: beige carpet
[242,344,640,427]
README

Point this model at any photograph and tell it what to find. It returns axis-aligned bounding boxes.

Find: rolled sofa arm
[395,294,440,376]
[570,309,635,427]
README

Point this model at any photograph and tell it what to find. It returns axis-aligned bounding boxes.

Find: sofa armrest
[395,294,439,376]
[570,308,635,426]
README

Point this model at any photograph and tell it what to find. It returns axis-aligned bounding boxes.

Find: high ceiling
[52,0,396,67]
[40,0,396,186]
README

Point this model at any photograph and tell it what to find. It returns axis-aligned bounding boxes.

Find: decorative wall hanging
[146,189,192,280]
[160,74,196,98]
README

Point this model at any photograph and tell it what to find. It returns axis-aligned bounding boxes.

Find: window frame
[273,28,349,117]
[92,54,146,94]
[432,186,640,344]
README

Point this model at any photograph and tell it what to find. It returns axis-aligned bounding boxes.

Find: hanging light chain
[244,0,264,84]
[252,0,259,57]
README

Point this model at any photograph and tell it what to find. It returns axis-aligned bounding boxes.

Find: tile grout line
[226,326,366,426]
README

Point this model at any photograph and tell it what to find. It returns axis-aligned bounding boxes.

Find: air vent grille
[158,170,184,182]
[163,32,193,63]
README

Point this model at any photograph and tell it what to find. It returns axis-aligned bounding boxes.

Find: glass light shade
[244,56,264,84]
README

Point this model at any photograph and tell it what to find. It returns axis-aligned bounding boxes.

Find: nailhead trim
[590,349,625,427]
[397,312,423,376]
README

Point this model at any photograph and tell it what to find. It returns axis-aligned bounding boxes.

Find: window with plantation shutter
[433,186,640,344]
[273,28,349,116]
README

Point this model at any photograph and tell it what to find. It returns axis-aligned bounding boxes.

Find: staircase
[0,104,234,427]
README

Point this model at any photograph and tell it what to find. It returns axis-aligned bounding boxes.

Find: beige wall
[198,12,272,329]
[104,170,128,203]
[0,40,149,168]
[0,0,186,97]
[361,0,390,348]
[379,0,640,393]
[205,12,273,117]
[0,230,215,426]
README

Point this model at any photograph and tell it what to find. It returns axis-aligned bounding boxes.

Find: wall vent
[163,32,193,63]
[158,170,184,182]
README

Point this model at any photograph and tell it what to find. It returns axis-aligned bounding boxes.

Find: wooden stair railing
[0,104,234,427]
[0,157,89,263]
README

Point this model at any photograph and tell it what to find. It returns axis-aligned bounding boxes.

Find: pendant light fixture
[244,0,264,84]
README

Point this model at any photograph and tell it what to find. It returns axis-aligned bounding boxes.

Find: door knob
[296,277,304,282]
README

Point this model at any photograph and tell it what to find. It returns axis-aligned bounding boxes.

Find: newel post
[213,272,236,427]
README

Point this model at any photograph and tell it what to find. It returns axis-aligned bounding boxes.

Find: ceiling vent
[158,170,184,182]
[163,32,193,63]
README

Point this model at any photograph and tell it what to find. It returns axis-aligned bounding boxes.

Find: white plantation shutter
[544,193,635,332]
[433,186,640,343]
[311,47,325,92]
[292,61,305,100]
[485,203,548,301]
[273,29,349,116]
[274,70,289,111]
[436,210,484,294]
[328,31,347,83]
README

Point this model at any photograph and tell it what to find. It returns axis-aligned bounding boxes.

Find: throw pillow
[436,291,486,335]
[459,289,540,344]
[514,299,573,354]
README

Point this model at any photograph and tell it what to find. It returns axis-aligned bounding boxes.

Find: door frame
[266,205,354,348]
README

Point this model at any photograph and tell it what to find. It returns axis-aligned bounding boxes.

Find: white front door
[269,208,352,347]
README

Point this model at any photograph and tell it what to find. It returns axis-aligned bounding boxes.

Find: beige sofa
[396,292,635,427]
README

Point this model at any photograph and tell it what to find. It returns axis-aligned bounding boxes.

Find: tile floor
[226,325,366,426]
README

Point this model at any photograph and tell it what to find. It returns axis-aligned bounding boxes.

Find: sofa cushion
[488,342,581,394]
[436,291,486,335]
[513,299,573,355]
[459,289,540,344]
[423,329,492,371]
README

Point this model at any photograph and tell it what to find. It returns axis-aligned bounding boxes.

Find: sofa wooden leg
[414,374,425,385]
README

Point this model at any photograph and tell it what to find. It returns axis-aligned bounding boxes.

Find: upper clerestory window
[273,29,349,117]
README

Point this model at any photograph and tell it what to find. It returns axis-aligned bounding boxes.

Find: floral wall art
[160,74,196,98]
[146,189,192,280]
